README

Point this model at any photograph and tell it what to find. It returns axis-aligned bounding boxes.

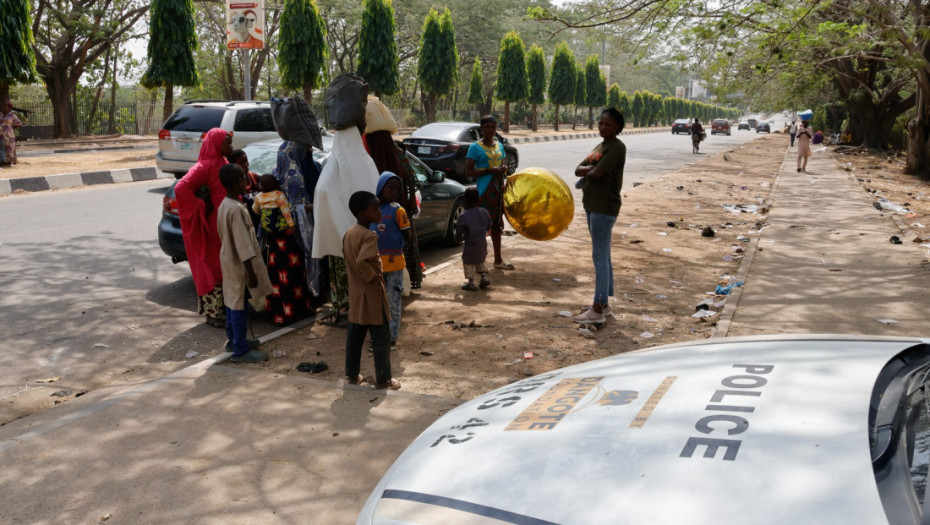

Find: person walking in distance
[788,120,798,147]
[796,121,813,172]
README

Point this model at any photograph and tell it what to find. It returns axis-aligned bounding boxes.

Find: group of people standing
[173,82,627,387]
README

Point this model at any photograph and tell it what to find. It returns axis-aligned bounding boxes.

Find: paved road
[0,129,763,422]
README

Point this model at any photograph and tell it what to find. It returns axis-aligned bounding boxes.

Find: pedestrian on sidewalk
[0,99,22,166]
[465,115,515,271]
[343,190,400,390]
[371,171,411,351]
[175,128,232,328]
[788,120,798,147]
[455,187,492,291]
[574,107,626,324]
[796,121,813,172]
[217,163,273,363]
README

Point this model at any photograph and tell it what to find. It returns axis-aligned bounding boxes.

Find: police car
[358,335,930,524]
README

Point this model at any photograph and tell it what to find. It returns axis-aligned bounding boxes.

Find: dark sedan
[671,119,692,134]
[756,122,771,133]
[401,122,519,184]
[159,146,466,263]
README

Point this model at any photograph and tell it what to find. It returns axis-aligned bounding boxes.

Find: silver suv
[155,100,279,177]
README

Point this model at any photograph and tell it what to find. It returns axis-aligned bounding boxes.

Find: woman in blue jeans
[573,107,626,324]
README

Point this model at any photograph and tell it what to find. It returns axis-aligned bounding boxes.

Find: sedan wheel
[505,152,518,175]
[443,199,465,247]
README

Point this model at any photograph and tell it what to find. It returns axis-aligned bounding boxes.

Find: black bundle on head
[219,163,245,189]
[602,107,625,134]
[349,190,377,218]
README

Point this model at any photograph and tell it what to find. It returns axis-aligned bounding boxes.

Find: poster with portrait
[226,0,264,49]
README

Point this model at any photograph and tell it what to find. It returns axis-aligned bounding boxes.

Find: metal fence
[13,99,163,139]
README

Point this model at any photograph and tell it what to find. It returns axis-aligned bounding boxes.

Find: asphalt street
[0,129,762,422]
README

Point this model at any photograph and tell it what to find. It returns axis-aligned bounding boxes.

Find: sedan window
[406,152,430,184]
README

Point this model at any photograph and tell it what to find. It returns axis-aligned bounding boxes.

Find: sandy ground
[230,134,801,400]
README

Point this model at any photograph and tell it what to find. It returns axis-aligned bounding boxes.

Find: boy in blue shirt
[371,172,411,351]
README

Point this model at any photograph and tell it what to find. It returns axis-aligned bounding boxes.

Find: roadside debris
[34,376,61,384]
[296,362,328,373]
[873,198,911,215]
[715,276,745,295]
[722,204,760,215]
[419,351,434,356]
[701,226,715,237]
[890,235,902,244]
[875,319,899,325]
[185,350,199,358]
[93,343,109,348]
[639,331,655,339]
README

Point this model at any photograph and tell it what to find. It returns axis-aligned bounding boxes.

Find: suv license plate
[177,140,193,150]
[417,146,430,155]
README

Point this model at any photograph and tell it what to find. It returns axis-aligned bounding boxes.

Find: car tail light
[158,129,171,140]
[439,143,459,152]
[163,195,179,216]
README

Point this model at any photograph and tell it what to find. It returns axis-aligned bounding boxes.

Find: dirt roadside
[230,133,928,401]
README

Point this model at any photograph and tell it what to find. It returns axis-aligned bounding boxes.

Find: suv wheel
[505,152,518,175]
[443,199,465,247]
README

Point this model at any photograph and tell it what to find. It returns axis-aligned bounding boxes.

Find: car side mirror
[431,171,446,183]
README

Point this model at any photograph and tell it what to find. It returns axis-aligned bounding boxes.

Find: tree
[0,0,36,102]
[573,64,586,130]
[607,83,621,109]
[632,91,644,127]
[278,0,327,103]
[618,91,632,122]
[357,0,399,97]
[526,44,546,132]
[584,55,603,129]
[495,31,528,133]
[31,0,148,137]
[417,9,457,122]
[547,41,575,132]
[467,57,484,114]
[140,0,198,122]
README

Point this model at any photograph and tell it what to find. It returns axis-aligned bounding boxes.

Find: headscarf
[174,128,229,296]
[365,130,403,176]
[376,171,400,199]
[312,126,380,258]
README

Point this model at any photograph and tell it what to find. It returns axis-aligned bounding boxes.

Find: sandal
[494,262,515,270]
[346,374,365,386]
[461,283,478,291]
[375,378,402,390]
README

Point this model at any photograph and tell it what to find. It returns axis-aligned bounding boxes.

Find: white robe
[312,127,380,258]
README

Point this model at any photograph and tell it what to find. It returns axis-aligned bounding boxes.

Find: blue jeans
[225,307,249,356]
[586,210,616,305]
[384,270,404,342]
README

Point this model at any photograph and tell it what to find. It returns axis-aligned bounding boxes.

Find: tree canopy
[278,0,327,102]
[357,0,400,97]
[0,0,37,100]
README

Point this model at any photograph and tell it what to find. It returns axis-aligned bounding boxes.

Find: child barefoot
[217,164,274,363]
[343,191,400,390]
[251,174,296,234]
[455,187,492,291]
[371,172,411,351]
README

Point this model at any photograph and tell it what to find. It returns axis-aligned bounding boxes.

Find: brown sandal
[375,378,401,390]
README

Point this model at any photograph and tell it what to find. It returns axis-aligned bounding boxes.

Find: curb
[0,167,169,196]
[508,127,666,145]
[711,146,788,338]
[18,144,157,158]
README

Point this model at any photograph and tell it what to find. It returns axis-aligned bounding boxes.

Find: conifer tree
[573,64,586,130]
[495,31,528,133]
[584,55,603,130]
[467,58,484,114]
[607,83,621,109]
[141,0,199,121]
[357,0,399,97]
[0,0,36,102]
[418,9,457,122]
[547,42,574,132]
[278,0,327,103]
[526,44,547,132]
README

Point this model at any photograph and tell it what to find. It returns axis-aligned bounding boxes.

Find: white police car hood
[358,336,930,525]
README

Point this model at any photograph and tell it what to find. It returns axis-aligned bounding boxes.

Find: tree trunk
[89,46,111,135]
[588,106,593,130]
[46,77,77,138]
[303,82,313,104]
[532,103,538,132]
[162,85,174,123]
[572,106,578,130]
[426,92,437,123]
[107,45,119,135]
[906,88,930,178]
[503,100,510,133]
[553,104,560,132]
[0,81,9,102]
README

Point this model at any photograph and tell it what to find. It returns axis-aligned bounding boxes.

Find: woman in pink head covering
[175,128,233,327]
[0,99,22,166]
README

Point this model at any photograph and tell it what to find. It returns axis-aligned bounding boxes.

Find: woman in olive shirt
[574,107,626,324]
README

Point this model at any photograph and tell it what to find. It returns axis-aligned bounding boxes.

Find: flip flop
[375,378,402,390]
[494,262,515,270]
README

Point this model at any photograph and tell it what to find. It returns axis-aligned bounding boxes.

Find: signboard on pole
[675,86,685,98]
[227,0,264,49]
